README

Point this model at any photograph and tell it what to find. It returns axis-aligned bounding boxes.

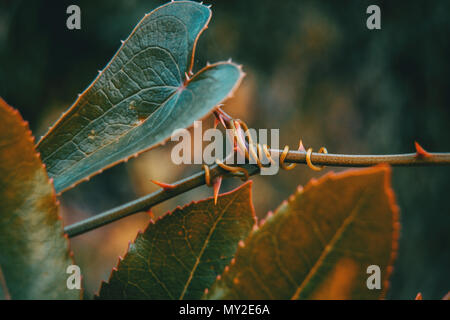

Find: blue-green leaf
[37,1,244,193]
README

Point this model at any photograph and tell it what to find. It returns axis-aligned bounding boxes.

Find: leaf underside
[205,166,399,300]
[0,98,78,300]
[97,181,255,300]
[37,1,244,193]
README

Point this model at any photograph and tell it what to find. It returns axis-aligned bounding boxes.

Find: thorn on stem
[298,140,306,152]
[146,209,154,219]
[214,117,220,129]
[151,180,176,190]
[414,141,431,158]
[213,176,222,205]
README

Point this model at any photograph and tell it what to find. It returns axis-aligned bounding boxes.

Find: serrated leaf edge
[0,98,82,299]
[96,180,255,299]
[205,165,399,300]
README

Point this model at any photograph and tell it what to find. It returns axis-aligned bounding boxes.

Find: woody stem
[64,148,450,238]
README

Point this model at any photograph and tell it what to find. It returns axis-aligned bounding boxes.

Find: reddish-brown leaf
[206,166,399,300]
[0,98,78,299]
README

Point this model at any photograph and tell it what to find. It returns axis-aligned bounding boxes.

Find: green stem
[64,150,450,238]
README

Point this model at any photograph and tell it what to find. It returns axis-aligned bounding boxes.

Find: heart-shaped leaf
[37,1,244,193]
[0,98,79,299]
[205,166,399,300]
[97,181,255,300]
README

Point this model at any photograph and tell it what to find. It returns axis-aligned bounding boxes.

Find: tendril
[203,111,328,185]
[306,147,328,171]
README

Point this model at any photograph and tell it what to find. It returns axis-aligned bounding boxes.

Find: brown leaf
[0,98,79,299]
[205,165,399,300]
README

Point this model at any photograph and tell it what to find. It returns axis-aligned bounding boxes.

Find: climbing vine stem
[64,147,450,238]
[63,107,450,237]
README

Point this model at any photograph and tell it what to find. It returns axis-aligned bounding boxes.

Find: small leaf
[37,1,244,193]
[97,181,255,300]
[0,98,79,299]
[205,166,399,300]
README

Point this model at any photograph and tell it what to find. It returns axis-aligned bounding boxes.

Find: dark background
[0,0,449,299]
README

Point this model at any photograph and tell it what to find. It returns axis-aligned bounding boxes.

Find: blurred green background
[0,0,449,299]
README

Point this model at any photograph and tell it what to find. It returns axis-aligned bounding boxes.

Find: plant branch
[64,163,255,238]
[64,148,450,238]
[283,150,450,167]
